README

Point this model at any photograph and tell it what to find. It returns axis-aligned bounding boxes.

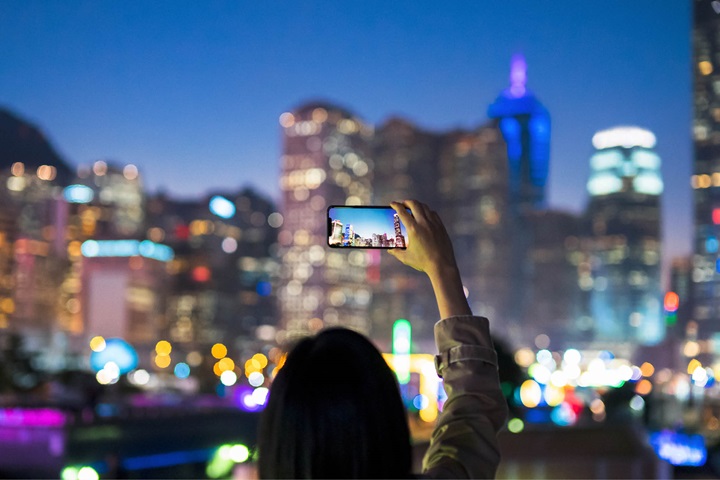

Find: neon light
[122,448,216,471]
[392,319,412,384]
[138,240,174,262]
[63,185,94,203]
[509,53,527,98]
[81,240,174,262]
[649,431,706,466]
[0,408,66,427]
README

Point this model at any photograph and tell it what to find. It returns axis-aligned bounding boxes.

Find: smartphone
[327,205,408,248]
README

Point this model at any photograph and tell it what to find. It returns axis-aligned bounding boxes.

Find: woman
[258,200,508,478]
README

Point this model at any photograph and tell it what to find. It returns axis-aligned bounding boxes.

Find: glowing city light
[130,369,150,386]
[63,184,94,203]
[89,336,106,352]
[507,418,524,433]
[209,196,236,219]
[211,343,227,359]
[664,292,680,312]
[592,126,657,150]
[81,240,173,262]
[155,355,171,369]
[220,370,238,386]
[77,466,99,480]
[248,371,264,387]
[519,379,542,408]
[649,431,707,467]
[155,340,172,355]
[89,338,138,374]
[392,319,412,384]
[228,444,250,463]
[508,53,527,98]
[174,362,191,379]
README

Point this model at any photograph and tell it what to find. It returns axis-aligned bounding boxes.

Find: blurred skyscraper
[487,54,551,211]
[487,53,552,342]
[691,0,720,359]
[145,187,280,379]
[585,126,664,346]
[370,119,511,347]
[278,103,374,339]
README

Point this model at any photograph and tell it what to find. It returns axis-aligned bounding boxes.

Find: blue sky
[328,207,407,240]
[0,1,692,265]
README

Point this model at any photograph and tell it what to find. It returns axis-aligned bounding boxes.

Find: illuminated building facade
[80,240,172,369]
[370,119,442,347]
[278,102,373,338]
[487,54,551,336]
[525,210,586,348]
[0,161,69,360]
[487,54,551,211]
[437,127,513,341]
[690,0,720,352]
[585,126,664,346]
[369,118,510,347]
[72,160,145,238]
[145,187,280,363]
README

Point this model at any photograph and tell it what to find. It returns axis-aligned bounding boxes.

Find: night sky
[0,1,692,274]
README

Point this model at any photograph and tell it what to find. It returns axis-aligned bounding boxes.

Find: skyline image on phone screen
[327,206,408,248]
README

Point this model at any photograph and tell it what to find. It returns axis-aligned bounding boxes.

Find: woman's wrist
[428,262,472,318]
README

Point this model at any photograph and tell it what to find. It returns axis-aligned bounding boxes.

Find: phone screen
[327,205,408,248]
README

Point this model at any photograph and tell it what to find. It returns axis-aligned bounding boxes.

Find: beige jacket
[422,315,508,479]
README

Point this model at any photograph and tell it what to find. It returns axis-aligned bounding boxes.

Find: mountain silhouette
[0,108,73,185]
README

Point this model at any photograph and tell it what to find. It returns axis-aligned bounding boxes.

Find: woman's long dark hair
[258,328,412,478]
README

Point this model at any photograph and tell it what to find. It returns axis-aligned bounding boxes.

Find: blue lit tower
[487,54,550,336]
[585,126,664,346]
[488,54,551,212]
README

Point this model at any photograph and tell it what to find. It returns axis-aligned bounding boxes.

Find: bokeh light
[220,370,238,386]
[211,343,227,359]
[89,336,106,352]
[508,418,524,433]
[519,379,542,408]
[155,340,172,355]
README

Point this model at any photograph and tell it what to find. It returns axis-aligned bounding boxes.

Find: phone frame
[327,205,407,249]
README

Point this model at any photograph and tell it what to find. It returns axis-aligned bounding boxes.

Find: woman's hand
[388,200,471,318]
[387,200,456,276]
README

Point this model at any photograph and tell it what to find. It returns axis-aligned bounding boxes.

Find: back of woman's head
[258,327,411,479]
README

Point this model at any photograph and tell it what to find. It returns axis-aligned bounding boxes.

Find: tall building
[691,0,720,355]
[487,54,551,212]
[0,161,68,358]
[370,118,511,347]
[370,119,442,347]
[278,103,374,339]
[585,126,664,346]
[525,210,585,348]
[487,54,552,338]
[437,127,513,341]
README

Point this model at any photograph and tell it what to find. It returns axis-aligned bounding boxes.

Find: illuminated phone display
[327,206,407,249]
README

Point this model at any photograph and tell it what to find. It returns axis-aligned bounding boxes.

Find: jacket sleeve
[422,315,508,479]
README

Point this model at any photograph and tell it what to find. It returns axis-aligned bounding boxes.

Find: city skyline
[327,207,408,242]
[0,1,692,265]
